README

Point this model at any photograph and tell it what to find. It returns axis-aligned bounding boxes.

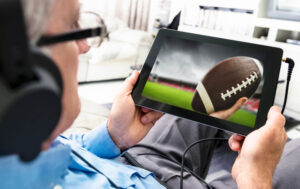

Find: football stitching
[221,72,259,101]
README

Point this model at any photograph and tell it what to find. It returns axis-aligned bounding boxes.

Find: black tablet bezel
[132,29,283,135]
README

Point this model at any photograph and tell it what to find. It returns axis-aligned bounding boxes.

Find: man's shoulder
[0,143,71,189]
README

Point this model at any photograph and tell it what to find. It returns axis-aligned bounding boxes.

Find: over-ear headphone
[0,0,62,161]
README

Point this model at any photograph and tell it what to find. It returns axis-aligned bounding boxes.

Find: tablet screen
[133,29,282,134]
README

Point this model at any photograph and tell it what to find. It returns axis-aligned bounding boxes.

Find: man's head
[22,0,89,149]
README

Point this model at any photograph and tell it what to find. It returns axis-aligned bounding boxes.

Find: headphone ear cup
[0,47,63,162]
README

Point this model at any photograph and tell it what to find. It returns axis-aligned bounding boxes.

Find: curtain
[81,0,151,31]
[116,0,151,31]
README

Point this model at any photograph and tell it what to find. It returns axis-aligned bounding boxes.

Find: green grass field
[142,81,256,128]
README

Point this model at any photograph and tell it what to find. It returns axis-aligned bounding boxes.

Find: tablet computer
[132,29,283,135]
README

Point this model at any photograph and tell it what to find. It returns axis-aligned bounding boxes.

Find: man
[0,0,298,188]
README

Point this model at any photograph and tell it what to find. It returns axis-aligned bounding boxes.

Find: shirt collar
[58,136,153,188]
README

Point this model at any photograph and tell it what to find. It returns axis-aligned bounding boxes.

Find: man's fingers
[122,71,139,94]
[141,107,152,113]
[233,134,245,141]
[229,134,244,152]
[229,140,242,151]
[141,111,163,124]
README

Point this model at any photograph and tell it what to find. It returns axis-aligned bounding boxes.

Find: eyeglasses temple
[37,27,102,46]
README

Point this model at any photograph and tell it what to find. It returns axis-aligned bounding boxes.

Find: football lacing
[221,72,258,101]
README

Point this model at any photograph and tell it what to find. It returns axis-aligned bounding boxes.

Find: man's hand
[228,106,287,189]
[108,71,163,150]
[210,97,247,120]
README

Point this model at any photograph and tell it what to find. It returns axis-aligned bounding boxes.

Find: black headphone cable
[180,138,229,189]
[281,58,295,114]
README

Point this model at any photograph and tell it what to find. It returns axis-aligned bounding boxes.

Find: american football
[191,56,263,114]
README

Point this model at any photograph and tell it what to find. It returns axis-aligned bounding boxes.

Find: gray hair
[21,0,55,45]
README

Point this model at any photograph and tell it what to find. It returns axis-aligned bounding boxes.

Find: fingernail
[272,106,281,112]
[232,142,237,149]
[132,70,138,76]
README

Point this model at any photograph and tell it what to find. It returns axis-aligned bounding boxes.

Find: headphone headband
[0,0,35,88]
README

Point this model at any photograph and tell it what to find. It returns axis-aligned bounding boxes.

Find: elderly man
[0,0,299,188]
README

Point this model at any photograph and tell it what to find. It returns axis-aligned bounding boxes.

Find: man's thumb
[265,106,285,129]
[123,71,139,93]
